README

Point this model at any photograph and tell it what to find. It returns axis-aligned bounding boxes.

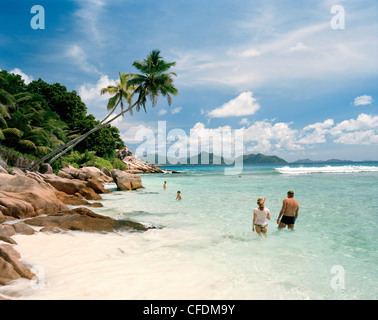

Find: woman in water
[252,198,271,235]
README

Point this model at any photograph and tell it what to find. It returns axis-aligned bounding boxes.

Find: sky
[1,0,377,162]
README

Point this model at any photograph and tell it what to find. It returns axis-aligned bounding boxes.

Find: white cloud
[240,118,250,126]
[74,0,106,45]
[66,44,100,74]
[173,15,378,92]
[9,68,33,84]
[243,120,302,152]
[289,42,310,52]
[158,109,168,116]
[120,123,156,145]
[331,113,378,133]
[297,114,378,146]
[303,119,335,131]
[171,107,182,114]
[333,130,378,145]
[208,91,260,118]
[187,122,244,156]
[120,113,378,158]
[240,113,378,153]
[299,119,335,144]
[77,75,116,115]
[227,48,261,58]
[326,113,378,145]
[354,95,373,106]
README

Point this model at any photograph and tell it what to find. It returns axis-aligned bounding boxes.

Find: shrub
[93,157,113,171]
[112,158,127,170]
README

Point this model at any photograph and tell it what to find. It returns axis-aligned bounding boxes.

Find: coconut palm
[30,50,178,169]
[100,71,135,122]
[45,72,136,165]
[128,49,178,113]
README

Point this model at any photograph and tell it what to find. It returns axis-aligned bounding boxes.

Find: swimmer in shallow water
[176,191,182,200]
[277,190,299,230]
[252,198,271,235]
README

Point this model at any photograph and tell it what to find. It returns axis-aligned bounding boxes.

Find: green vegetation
[58,150,127,172]
[242,153,288,164]
[0,70,124,171]
[1,50,178,172]
[31,49,178,170]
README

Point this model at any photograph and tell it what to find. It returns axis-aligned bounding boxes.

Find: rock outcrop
[0,223,35,244]
[111,169,143,191]
[57,166,113,183]
[42,174,88,195]
[0,174,68,219]
[0,244,35,285]
[24,207,149,233]
[117,146,164,174]
[0,153,154,290]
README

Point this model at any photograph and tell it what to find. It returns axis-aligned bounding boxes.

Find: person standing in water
[176,191,182,200]
[277,190,299,230]
[252,198,271,235]
[163,181,167,190]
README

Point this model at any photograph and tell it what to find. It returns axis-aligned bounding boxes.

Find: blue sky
[1,0,377,161]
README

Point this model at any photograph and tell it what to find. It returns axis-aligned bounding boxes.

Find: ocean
[1,163,377,300]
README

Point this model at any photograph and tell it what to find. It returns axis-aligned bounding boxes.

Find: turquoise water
[1,163,377,299]
[96,164,378,299]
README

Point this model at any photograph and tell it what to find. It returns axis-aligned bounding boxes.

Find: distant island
[290,159,378,164]
[150,153,377,166]
[151,152,288,166]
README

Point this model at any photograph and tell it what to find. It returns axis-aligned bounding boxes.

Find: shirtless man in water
[277,190,299,230]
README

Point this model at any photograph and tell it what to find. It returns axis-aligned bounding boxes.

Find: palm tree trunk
[48,103,137,164]
[29,134,84,170]
[29,99,125,171]
[30,100,138,170]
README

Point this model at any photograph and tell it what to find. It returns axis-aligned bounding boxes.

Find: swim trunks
[280,215,295,225]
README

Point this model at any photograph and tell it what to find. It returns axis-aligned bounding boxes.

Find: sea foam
[275,165,378,175]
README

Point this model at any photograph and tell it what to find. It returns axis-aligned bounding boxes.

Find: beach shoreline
[1,163,377,300]
[0,163,155,298]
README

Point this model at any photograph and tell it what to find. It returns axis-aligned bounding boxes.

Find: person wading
[277,190,299,230]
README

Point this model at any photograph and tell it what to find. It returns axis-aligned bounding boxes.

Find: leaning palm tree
[45,72,135,165]
[30,50,178,170]
[100,71,135,123]
[128,49,178,113]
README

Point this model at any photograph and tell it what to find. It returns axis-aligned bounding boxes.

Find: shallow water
[1,164,377,299]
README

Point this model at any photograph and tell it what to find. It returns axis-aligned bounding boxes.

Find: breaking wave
[275,165,378,175]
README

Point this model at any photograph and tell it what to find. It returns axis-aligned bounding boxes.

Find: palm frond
[19,139,36,150]
[107,95,118,111]
[0,103,10,117]
[36,146,52,155]
[3,127,23,138]
[0,89,16,109]
[0,114,8,127]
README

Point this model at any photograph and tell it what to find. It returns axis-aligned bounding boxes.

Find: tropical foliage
[31,49,178,169]
[1,50,178,171]
[0,70,124,168]
[59,150,127,171]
